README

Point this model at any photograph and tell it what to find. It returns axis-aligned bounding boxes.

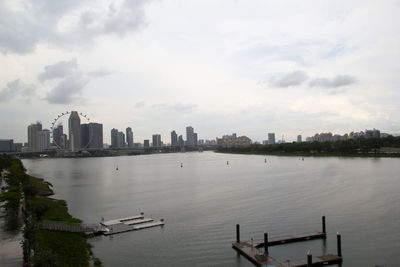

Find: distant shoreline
[216,150,400,158]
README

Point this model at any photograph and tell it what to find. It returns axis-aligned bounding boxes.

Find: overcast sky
[1,0,400,144]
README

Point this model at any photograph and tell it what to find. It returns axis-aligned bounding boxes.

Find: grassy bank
[0,155,101,266]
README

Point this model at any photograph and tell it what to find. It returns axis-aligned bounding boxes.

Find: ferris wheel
[50,111,91,150]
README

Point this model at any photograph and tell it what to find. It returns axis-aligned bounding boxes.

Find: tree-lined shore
[0,155,101,266]
[217,135,400,157]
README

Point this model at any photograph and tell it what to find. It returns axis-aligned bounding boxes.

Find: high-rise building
[111,128,118,147]
[117,132,125,147]
[186,126,198,146]
[152,134,161,147]
[52,124,63,148]
[126,127,134,148]
[193,133,198,146]
[28,122,42,152]
[37,129,51,151]
[89,123,103,149]
[143,139,150,148]
[178,135,184,147]
[268,133,275,145]
[171,130,178,147]
[80,123,90,148]
[0,139,14,152]
[69,111,81,152]
[297,135,302,143]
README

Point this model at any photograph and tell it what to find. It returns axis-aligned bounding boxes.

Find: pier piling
[264,232,268,255]
[307,251,312,267]
[236,224,240,243]
[337,233,342,257]
[322,216,326,234]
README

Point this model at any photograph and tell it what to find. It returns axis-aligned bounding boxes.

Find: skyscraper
[53,124,63,148]
[186,126,197,146]
[297,135,302,143]
[37,129,51,151]
[69,111,81,152]
[89,123,103,149]
[80,123,90,148]
[117,131,125,147]
[28,122,42,152]
[152,134,161,147]
[143,140,150,148]
[171,130,178,147]
[178,135,184,147]
[268,133,275,145]
[126,127,134,148]
[111,128,118,147]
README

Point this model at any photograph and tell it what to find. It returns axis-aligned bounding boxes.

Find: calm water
[18,152,400,266]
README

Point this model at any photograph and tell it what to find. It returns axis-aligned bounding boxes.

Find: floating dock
[101,214,164,236]
[232,216,343,267]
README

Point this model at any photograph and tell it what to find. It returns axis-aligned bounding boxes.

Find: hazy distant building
[80,124,90,148]
[60,134,67,149]
[216,134,252,147]
[365,129,380,138]
[297,135,302,142]
[117,131,125,148]
[69,111,81,152]
[52,124,63,148]
[126,127,134,148]
[143,139,150,148]
[152,134,161,147]
[28,122,42,152]
[111,128,118,147]
[171,130,178,147]
[178,135,184,147]
[37,129,51,151]
[268,133,275,145]
[186,126,196,146]
[89,123,103,149]
[0,139,14,152]
[193,133,198,146]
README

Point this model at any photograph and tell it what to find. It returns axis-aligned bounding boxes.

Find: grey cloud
[46,74,89,104]
[88,69,114,77]
[269,71,308,88]
[0,0,151,54]
[38,59,78,82]
[0,79,36,103]
[309,75,357,88]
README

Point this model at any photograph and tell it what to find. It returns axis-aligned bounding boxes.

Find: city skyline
[1,1,400,143]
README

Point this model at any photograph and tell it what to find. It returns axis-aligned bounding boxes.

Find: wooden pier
[232,216,343,266]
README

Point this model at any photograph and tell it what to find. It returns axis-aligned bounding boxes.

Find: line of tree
[217,135,400,155]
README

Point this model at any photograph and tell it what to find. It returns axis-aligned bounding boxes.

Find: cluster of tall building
[216,133,252,147]
[26,111,103,152]
[305,129,383,142]
[110,127,134,148]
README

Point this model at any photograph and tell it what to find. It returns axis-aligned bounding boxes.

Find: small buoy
[180,163,183,168]
[227,161,229,165]
[116,165,119,170]
[264,158,267,163]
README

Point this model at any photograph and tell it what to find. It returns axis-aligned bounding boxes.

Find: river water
[16,152,400,266]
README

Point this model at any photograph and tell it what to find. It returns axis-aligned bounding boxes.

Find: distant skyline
[1,1,400,143]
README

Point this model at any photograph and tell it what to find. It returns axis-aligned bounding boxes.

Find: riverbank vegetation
[217,135,400,157]
[0,155,101,266]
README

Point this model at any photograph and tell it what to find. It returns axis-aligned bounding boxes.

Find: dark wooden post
[236,224,240,243]
[322,216,326,234]
[307,250,312,267]
[264,232,268,255]
[337,232,342,257]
